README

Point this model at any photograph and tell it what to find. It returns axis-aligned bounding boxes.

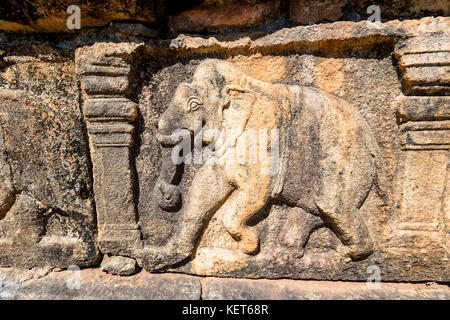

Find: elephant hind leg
[315,191,375,260]
[280,206,324,258]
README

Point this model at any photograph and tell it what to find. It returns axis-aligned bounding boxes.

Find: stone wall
[0,0,448,299]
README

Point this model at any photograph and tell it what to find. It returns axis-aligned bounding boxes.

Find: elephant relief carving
[142,59,386,271]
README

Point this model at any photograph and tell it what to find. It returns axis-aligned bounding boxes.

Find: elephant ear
[213,84,257,157]
[220,84,256,133]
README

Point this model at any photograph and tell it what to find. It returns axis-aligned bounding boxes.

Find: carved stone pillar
[76,43,143,255]
[391,33,449,275]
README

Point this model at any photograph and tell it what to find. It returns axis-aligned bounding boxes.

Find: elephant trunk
[154,147,183,212]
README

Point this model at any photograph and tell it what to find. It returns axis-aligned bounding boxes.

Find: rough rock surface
[0,0,161,33]
[289,0,449,24]
[0,1,448,33]
[168,0,281,32]
[0,268,201,300]
[0,1,449,299]
[0,47,99,268]
[0,268,448,300]
[101,255,137,276]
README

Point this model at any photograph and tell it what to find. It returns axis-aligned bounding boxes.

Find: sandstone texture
[0,1,448,33]
[0,47,99,268]
[0,267,201,300]
[0,1,449,300]
[168,0,281,32]
[101,255,137,276]
[0,267,448,300]
[0,0,161,33]
[289,0,449,25]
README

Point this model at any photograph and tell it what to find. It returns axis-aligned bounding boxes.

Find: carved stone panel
[1,9,448,285]
[70,17,450,282]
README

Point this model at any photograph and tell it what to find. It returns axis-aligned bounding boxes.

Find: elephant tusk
[156,132,183,147]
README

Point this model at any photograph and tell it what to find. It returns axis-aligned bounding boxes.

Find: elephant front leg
[222,186,270,255]
[139,161,234,271]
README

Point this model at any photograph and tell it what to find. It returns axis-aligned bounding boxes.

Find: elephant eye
[187,97,202,112]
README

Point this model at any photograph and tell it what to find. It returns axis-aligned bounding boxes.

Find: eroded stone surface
[0,12,449,285]
[1,1,448,33]
[0,0,160,33]
[100,255,138,276]
[0,47,99,268]
[0,268,448,300]
[0,268,201,300]
[168,0,280,32]
[202,277,450,300]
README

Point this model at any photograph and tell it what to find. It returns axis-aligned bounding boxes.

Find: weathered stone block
[0,45,100,268]
[201,277,450,300]
[101,255,138,276]
[1,3,449,292]
[0,268,202,300]
[0,0,161,33]
[0,89,99,268]
[168,0,280,32]
[290,0,347,25]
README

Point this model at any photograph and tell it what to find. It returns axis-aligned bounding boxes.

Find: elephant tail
[364,125,388,201]
[373,150,388,200]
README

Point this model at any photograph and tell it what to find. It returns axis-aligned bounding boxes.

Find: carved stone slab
[0,16,447,282]
[71,18,450,281]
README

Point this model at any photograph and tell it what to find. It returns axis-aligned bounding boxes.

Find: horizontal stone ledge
[0,268,201,300]
[400,120,450,131]
[87,123,135,134]
[83,98,138,121]
[81,76,131,96]
[140,17,449,57]
[71,17,450,59]
[398,52,450,68]
[201,277,450,300]
[405,85,450,96]
[396,95,450,123]
[0,268,449,300]
[395,34,450,55]
[401,131,450,150]
[76,64,131,77]
[400,120,450,149]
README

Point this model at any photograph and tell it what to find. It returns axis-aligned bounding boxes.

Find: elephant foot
[238,228,260,255]
[342,237,375,261]
[273,246,306,263]
[137,243,187,271]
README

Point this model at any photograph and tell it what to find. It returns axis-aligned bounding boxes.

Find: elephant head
[154,59,258,211]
